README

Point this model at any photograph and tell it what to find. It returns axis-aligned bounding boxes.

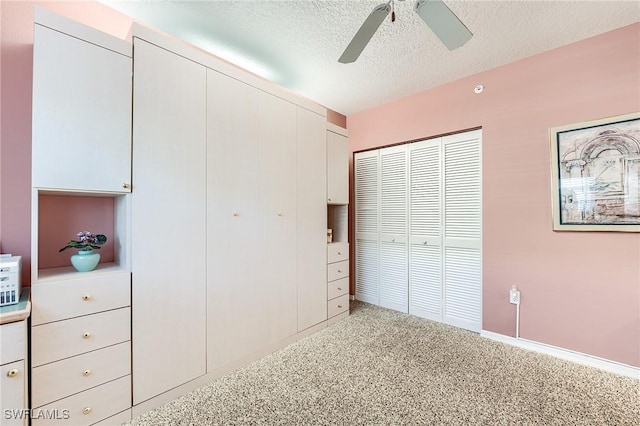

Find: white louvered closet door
[443,130,482,332]
[354,150,380,305]
[408,138,442,321]
[379,145,408,313]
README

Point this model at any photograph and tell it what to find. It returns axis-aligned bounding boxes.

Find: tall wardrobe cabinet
[131,38,207,405]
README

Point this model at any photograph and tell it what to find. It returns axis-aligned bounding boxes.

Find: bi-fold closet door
[354,130,482,332]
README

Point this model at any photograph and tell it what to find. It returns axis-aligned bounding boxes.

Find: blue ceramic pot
[70,249,100,272]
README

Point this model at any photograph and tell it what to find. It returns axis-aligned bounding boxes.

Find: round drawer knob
[122,183,131,189]
[82,332,91,339]
[277,213,284,217]
[83,369,92,377]
[83,407,92,415]
[337,287,342,291]
[82,294,91,301]
[233,212,240,217]
[337,252,342,255]
[337,305,343,309]
[337,270,342,273]
[6,369,19,378]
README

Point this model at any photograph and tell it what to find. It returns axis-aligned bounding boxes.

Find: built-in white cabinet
[327,124,350,204]
[31,8,132,193]
[30,8,133,424]
[297,109,328,331]
[206,68,327,371]
[354,130,482,332]
[326,125,350,322]
[1,318,28,426]
[131,37,207,404]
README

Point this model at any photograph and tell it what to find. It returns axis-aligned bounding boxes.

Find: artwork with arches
[550,112,640,232]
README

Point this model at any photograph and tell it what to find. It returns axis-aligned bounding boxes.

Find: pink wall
[348,23,640,367]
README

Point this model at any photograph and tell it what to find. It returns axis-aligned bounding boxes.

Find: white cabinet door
[206,69,261,371]
[0,360,26,426]
[32,25,132,193]
[297,107,327,331]
[379,145,408,313]
[409,138,443,321]
[443,131,482,332]
[257,92,298,343]
[354,150,380,305]
[131,38,206,403]
[327,128,349,204]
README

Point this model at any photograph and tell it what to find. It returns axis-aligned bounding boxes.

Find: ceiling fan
[338,0,472,64]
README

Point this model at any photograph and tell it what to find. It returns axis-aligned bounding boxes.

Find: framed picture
[550,112,640,232]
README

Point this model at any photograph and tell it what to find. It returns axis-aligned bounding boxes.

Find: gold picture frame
[550,112,640,232]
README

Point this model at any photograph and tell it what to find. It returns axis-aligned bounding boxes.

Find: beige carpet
[128,301,639,425]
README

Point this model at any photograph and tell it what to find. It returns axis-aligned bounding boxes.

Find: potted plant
[59,231,107,272]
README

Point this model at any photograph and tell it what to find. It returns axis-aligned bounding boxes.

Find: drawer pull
[6,369,19,378]
[83,407,92,415]
[82,294,91,301]
[83,369,92,377]
[328,198,332,202]
[337,287,342,291]
[337,270,342,273]
[82,332,91,339]
[122,183,131,189]
[423,240,427,245]
[337,305,343,309]
[337,252,342,255]
[278,212,284,217]
[233,212,240,217]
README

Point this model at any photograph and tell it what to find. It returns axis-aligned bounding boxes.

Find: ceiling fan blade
[339,2,392,64]
[414,0,472,50]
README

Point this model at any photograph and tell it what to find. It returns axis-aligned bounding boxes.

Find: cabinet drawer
[327,260,349,282]
[32,271,130,326]
[0,320,26,364]
[327,242,349,264]
[32,375,131,426]
[32,342,130,408]
[32,308,130,367]
[328,294,349,318]
[328,277,349,300]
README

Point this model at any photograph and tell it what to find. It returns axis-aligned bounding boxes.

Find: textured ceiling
[99,0,640,115]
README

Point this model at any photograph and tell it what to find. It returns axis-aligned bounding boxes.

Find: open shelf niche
[31,189,131,283]
[327,204,348,244]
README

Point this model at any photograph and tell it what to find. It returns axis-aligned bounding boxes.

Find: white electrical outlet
[509,286,520,305]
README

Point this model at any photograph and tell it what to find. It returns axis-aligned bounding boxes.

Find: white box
[0,255,22,306]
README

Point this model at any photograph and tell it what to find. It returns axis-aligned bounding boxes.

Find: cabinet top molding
[34,6,132,57]
[131,22,326,118]
[327,123,348,137]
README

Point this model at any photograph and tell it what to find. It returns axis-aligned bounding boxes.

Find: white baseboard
[480,330,639,380]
